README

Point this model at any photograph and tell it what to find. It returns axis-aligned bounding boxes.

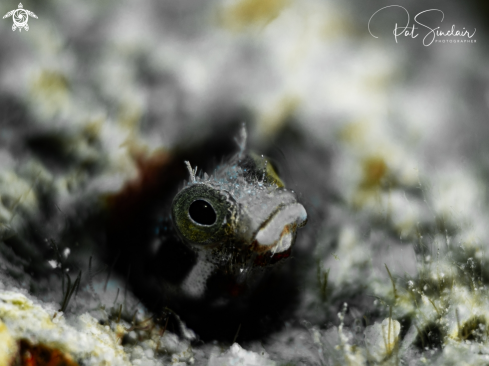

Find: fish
[105,126,307,340]
[170,127,307,299]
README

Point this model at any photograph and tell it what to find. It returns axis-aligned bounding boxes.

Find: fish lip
[250,202,307,254]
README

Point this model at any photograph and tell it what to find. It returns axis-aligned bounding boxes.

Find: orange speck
[18,339,79,366]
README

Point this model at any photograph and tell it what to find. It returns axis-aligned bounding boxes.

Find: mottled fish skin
[170,148,307,298]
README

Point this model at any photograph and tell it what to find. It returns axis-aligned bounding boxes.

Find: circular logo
[12,9,28,28]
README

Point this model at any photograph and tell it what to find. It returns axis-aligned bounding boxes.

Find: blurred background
[0,0,488,364]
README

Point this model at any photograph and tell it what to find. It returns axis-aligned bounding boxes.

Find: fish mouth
[250,202,307,254]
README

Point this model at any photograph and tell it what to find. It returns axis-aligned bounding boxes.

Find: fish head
[171,152,307,275]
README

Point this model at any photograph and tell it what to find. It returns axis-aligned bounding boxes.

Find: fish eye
[171,184,233,245]
[188,199,217,226]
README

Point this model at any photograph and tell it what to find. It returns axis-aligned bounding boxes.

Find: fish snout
[252,203,307,254]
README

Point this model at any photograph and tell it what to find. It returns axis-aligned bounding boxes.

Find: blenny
[106,127,307,340]
[171,128,307,298]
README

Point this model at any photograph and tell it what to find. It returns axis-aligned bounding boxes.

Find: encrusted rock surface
[0,0,488,365]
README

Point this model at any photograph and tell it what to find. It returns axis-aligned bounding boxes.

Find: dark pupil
[189,200,217,225]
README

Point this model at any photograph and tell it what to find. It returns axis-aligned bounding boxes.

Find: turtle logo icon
[3,3,37,32]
